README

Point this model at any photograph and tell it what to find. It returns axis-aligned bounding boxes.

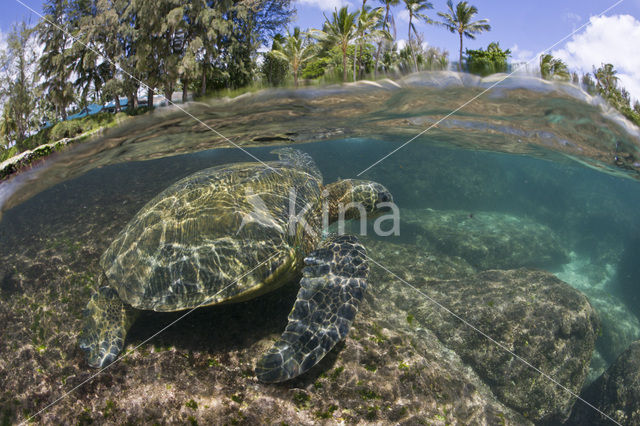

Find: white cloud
[618,74,640,105]
[510,44,534,64]
[297,0,351,12]
[564,12,582,31]
[553,14,640,102]
[0,30,7,52]
[397,10,410,23]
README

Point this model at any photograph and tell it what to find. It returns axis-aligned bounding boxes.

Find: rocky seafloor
[1,206,640,425]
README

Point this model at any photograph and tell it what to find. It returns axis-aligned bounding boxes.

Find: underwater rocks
[0,235,594,424]
[0,280,531,425]
[568,340,640,425]
[401,209,570,271]
[367,241,599,424]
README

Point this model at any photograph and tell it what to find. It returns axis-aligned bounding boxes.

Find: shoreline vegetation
[1,0,639,179]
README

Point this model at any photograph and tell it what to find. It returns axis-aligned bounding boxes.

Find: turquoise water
[1,73,640,424]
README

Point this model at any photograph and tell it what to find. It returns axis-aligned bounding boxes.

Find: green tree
[539,54,569,81]
[581,72,596,95]
[465,42,510,76]
[437,0,490,71]
[312,7,359,82]
[0,22,40,146]
[354,6,388,80]
[78,0,128,112]
[403,0,433,72]
[38,0,75,120]
[592,64,640,126]
[593,63,619,98]
[270,27,316,87]
[373,0,400,77]
[185,0,292,95]
[424,46,449,70]
[571,72,579,85]
[158,1,188,102]
[127,0,176,108]
[262,37,290,86]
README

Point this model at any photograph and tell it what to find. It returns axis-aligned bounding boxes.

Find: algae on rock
[568,340,640,425]
[367,239,599,424]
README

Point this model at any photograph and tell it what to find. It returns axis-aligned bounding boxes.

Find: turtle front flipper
[255,235,369,382]
[78,286,137,368]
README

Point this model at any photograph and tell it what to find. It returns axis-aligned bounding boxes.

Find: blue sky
[2,0,640,99]
[293,1,640,60]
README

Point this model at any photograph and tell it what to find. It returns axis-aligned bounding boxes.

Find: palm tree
[437,0,490,71]
[353,6,388,80]
[373,0,400,78]
[271,27,316,87]
[539,54,569,81]
[311,7,359,82]
[594,63,618,95]
[403,0,433,72]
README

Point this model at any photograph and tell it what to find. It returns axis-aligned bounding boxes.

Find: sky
[2,0,640,100]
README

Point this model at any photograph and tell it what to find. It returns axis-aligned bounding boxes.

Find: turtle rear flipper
[79,286,137,368]
[255,235,369,382]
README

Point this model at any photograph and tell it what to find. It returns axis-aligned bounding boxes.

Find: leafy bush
[261,50,289,86]
[465,42,511,76]
[302,56,331,79]
[0,145,19,162]
[50,120,82,140]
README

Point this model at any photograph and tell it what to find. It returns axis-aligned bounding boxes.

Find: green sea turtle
[79,148,393,382]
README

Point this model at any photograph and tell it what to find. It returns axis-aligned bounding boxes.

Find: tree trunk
[182,78,189,103]
[147,87,154,109]
[353,43,357,82]
[61,105,67,121]
[358,41,366,79]
[132,92,138,109]
[200,63,207,97]
[164,82,173,105]
[459,32,463,71]
[373,5,391,79]
[409,16,417,73]
[114,95,121,113]
[342,47,348,82]
[293,70,299,88]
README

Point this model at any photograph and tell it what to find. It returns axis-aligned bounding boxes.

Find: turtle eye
[378,192,390,203]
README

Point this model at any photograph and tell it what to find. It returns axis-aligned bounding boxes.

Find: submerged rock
[568,340,640,425]
[0,231,593,424]
[0,274,529,424]
[401,208,570,271]
[367,240,599,424]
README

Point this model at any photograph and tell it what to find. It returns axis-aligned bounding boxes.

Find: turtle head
[324,179,394,222]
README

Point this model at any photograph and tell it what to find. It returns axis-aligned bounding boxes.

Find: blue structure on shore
[43,98,131,128]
